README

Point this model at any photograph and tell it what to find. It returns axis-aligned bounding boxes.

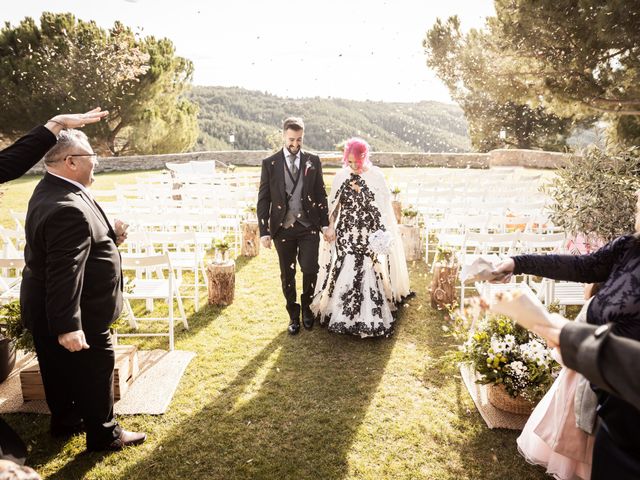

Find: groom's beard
[286,145,301,155]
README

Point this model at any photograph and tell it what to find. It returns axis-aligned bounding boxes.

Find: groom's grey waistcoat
[283,164,310,228]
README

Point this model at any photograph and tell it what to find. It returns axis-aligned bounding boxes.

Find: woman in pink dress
[516,285,599,480]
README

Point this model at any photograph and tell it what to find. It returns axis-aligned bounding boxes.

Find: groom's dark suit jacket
[21,173,123,337]
[257,149,329,238]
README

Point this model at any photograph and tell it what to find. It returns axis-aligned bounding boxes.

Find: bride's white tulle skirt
[311,252,396,337]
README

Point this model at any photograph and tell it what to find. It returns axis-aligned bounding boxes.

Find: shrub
[544,146,640,243]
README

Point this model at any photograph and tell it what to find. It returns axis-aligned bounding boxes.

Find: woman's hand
[491,258,515,283]
[323,226,336,243]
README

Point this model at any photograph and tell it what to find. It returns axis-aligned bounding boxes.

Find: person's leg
[273,227,301,327]
[32,335,83,436]
[73,331,121,450]
[592,426,640,480]
[297,225,320,326]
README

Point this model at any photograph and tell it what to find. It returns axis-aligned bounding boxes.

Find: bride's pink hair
[342,137,372,169]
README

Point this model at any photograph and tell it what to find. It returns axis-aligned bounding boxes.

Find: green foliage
[458,314,559,401]
[490,0,640,126]
[544,146,640,242]
[189,86,471,152]
[401,205,418,218]
[434,244,456,266]
[0,13,198,155]
[213,238,230,252]
[424,16,577,152]
[0,301,34,352]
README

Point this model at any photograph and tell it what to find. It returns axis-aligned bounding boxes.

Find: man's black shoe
[288,319,300,335]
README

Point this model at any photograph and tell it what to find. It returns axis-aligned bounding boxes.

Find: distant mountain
[188,86,471,152]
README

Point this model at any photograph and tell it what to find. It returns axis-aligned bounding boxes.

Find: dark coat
[0,126,56,183]
[21,173,123,336]
[257,149,329,238]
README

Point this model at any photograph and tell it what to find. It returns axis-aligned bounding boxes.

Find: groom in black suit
[257,117,329,334]
[21,129,145,451]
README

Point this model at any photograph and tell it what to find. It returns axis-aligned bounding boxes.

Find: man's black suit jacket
[21,173,123,337]
[0,126,56,184]
[257,149,329,238]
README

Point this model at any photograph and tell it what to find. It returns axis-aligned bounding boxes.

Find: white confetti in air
[290,263,295,269]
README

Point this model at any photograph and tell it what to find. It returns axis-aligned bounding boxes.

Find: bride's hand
[323,226,336,243]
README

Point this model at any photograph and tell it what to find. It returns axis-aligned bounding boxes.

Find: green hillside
[189,86,471,152]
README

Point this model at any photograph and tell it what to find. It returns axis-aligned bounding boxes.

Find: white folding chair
[0,257,24,302]
[458,231,520,306]
[144,231,207,311]
[118,254,187,351]
[544,281,586,311]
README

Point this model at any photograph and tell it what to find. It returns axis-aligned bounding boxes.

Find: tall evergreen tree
[0,13,198,155]
[424,16,576,152]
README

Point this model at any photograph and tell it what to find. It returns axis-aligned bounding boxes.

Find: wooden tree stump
[207,260,235,306]
[391,200,402,224]
[430,262,459,310]
[398,224,422,261]
[241,220,260,257]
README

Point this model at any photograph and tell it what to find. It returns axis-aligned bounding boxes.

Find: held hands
[490,258,515,283]
[58,330,90,352]
[260,236,272,249]
[45,107,109,135]
[323,226,336,243]
[114,219,129,246]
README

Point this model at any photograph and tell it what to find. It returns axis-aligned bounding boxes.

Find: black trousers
[273,222,320,320]
[592,424,640,480]
[33,330,121,449]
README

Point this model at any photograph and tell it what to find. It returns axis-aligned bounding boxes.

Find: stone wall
[25,148,572,175]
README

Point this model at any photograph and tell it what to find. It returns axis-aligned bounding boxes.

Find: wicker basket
[487,383,534,415]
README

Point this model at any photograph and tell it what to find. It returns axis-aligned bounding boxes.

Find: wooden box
[19,345,139,402]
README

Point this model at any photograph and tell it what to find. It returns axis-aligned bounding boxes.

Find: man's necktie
[289,154,298,177]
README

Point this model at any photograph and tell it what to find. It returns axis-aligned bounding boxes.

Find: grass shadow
[114,316,402,479]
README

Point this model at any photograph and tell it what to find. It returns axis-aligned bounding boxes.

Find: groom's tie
[288,154,298,177]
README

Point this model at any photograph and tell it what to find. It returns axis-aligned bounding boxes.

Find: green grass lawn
[0,170,548,480]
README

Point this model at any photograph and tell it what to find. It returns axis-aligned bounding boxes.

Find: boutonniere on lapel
[304,159,315,176]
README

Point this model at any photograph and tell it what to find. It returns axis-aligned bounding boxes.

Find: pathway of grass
[1,170,548,479]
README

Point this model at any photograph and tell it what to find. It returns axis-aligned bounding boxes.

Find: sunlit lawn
[0,169,548,479]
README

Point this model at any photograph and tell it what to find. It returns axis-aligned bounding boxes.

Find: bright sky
[3,0,495,103]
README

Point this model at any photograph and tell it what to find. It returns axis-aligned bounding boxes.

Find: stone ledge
[23,148,571,175]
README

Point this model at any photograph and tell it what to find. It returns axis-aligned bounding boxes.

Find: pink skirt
[517,367,594,480]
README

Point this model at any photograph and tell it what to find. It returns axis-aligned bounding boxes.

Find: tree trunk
[430,262,459,310]
[398,224,421,261]
[391,200,402,224]
[241,220,260,257]
[207,261,235,306]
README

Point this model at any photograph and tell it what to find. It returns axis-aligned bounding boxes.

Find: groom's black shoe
[287,303,301,335]
[288,318,300,335]
[302,309,314,330]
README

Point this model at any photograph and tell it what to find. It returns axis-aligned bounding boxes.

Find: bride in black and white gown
[310,138,410,337]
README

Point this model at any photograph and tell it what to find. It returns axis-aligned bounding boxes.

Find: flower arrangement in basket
[459,312,560,412]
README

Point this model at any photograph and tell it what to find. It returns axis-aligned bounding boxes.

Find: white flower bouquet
[368,229,393,255]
